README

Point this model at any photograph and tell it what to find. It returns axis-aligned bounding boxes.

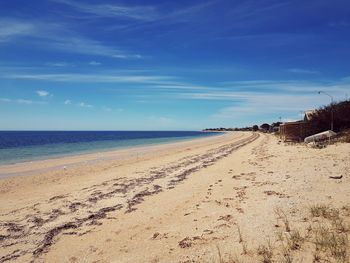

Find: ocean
[0,131,219,165]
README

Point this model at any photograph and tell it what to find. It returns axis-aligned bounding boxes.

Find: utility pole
[300,110,304,141]
[318,91,334,131]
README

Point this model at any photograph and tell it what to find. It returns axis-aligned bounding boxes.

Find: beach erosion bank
[0,132,349,262]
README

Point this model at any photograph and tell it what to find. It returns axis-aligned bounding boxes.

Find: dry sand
[0,132,349,263]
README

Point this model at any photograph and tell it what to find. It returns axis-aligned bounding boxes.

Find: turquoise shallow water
[0,131,220,165]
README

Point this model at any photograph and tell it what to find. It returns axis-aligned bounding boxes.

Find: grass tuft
[274,208,291,232]
[257,240,273,263]
[310,204,340,220]
[313,224,348,262]
[286,229,304,250]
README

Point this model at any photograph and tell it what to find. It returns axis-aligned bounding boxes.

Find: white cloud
[48,36,142,59]
[46,62,72,67]
[65,99,93,108]
[0,19,36,42]
[78,102,93,108]
[88,61,101,66]
[17,99,33,104]
[36,90,50,97]
[4,72,173,84]
[0,98,11,103]
[287,68,320,74]
[0,97,47,105]
[52,0,158,21]
[0,18,142,59]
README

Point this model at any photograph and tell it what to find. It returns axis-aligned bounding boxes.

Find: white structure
[304,130,337,143]
[304,110,316,121]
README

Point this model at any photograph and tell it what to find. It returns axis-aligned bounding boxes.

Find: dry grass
[216,245,224,263]
[339,130,350,143]
[309,205,349,262]
[241,241,248,255]
[280,245,293,263]
[332,217,349,233]
[208,204,349,263]
[341,205,350,217]
[237,225,243,243]
[236,225,248,254]
[286,229,304,250]
[313,224,348,262]
[227,255,245,263]
[310,204,340,220]
[274,207,291,232]
[257,240,273,263]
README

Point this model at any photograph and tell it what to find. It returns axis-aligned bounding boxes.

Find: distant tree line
[203,122,282,132]
[203,100,350,134]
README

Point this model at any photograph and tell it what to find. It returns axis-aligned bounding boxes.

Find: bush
[308,100,350,133]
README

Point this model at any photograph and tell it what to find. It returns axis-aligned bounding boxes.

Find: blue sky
[0,0,349,130]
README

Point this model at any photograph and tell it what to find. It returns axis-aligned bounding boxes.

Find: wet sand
[0,132,349,262]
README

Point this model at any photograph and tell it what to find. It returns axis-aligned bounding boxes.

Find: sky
[0,0,350,130]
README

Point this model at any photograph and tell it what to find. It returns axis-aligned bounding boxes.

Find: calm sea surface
[0,131,219,165]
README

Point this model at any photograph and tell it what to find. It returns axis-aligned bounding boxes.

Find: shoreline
[0,131,255,262]
[1,132,348,263]
[0,131,227,179]
[0,132,224,167]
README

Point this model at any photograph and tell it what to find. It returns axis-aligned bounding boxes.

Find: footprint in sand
[151,232,168,240]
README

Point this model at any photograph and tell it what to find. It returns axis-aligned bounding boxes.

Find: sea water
[0,131,219,165]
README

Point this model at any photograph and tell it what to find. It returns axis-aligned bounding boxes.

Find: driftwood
[329,175,343,179]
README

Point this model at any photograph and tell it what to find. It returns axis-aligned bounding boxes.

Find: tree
[260,123,270,131]
[271,122,282,128]
[252,125,259,131]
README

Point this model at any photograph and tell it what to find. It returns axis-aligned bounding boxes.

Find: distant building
[304,110,317,121]
[279,121,310,142]
[280,110,315,142]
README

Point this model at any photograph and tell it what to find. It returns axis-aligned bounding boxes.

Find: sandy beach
[0,131,349,263]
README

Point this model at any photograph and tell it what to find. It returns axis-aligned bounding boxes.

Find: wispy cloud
[36,90,50,97]
[0,97,47,105]
[218,79,349,94]
[64,99,93,108]
[287,68,320,74]
[52,0,158,21]
[3,72,174,84]
[0,67,222,91]
[88,61,101,66]
[0,18,141,59]
[47,36,142,59]
[102,1,218,35]
[46,62,73,67]
[0,19,36,42]
[78,102,93,108]
[0,98,11,103]
[17,99,34,105]
[212,93,322,118]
